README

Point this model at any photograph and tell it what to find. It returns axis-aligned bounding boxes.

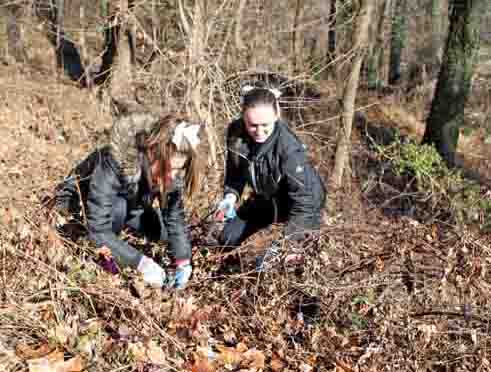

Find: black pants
[220,196,291,247]
[112,196,167,243]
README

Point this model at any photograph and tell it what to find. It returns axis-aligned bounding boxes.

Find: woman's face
[149,152,189,188]
[244,104,278,143]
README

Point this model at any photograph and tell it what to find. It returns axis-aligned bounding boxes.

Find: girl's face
[150,152,189,188]
[244,104,278,143]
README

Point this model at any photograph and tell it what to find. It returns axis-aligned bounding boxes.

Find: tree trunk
[42,0,84,84]
[367,0,390,89]
[5,4,27,63]
[178,0,217,165]
[109,0,137,108]
[79,4,86,62]
[234,0,247,50]
[331,0,373,188]
[327,0,336,62]
[98,0,135,93]
[98,0,116,84]
[56,0,64,48]
[388,0,407,84]
[430,0,443,66]
[422,0,485,166]
[292,0,303,72]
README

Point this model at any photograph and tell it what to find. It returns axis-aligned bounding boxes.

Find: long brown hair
[144,113,202,204]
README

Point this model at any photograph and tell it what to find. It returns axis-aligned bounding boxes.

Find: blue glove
[216,194,237,221]
[165,264,192,289]
[255,241,282,273]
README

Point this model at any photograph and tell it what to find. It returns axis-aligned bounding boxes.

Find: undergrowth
[373,133,491,230]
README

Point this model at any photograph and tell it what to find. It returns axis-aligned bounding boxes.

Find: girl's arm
[86,160,144,268]
[161,184,192,262]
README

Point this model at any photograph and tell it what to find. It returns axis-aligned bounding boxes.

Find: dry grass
[1,63,491,371]
[1,2,491,371]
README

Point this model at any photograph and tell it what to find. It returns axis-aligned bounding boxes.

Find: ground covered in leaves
[1,64,491,372]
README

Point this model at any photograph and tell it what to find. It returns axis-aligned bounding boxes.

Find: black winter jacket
[56,147,191,268]
[224,118,326,237]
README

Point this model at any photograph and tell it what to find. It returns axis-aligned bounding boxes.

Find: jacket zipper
[229,148,261,194]
[249,160,259,194]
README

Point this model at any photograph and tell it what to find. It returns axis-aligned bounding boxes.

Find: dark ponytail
[240,85,281,114]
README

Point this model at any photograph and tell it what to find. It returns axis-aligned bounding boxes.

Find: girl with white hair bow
[55,112,203,289]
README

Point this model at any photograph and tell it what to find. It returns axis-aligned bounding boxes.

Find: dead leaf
[177,296,198,320]
[215,345,243,366]
[146,342,167,365]
[61,356,84,372]
[15,343,54,360]
[235,342,248,353]
[375,256,384,272]
[27,351,83,372]
[128,342,146,362]
[300,362,314,372]
[431,224,438,240]
[118,324,131,339]
[49,324,72,346]
[334,358,354,372]
[128,341,167,365]
[223,330,237,346]
[0,341,19,370]
[271,353,286,371]
[242,349,265,369]
[189,358,216,372]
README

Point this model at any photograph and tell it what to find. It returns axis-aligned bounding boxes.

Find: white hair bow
[172,122,201,150]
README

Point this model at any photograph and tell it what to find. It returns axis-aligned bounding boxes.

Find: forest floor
[1,57,491,372]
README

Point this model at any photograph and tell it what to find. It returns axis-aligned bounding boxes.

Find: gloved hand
[137,256,166,288]
[215,194,237,221]
[165,263,192,289]
[174,264,193,289]
[255,241,282,273]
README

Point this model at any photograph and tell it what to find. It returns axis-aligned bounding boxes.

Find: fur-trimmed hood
[109,112,160,180]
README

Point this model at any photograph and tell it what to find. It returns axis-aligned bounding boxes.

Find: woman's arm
[224,121,247,199]
[86,160,144,268]
[280,149,316,240]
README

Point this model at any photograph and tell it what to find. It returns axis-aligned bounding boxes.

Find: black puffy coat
[224,118,326,237]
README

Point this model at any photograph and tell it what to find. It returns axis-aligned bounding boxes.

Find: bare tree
[4,2,27,63]
[234,0,247,50]
[366,0,391,89]
[388,0,408,85]
[326,0,337,68]
[178,0,218,164]
[422,0,486,166]
[292,0,304,72]
[108,0,136,106]
[430,0,443,66]
[36,0,85,84]
[331,0,373,189]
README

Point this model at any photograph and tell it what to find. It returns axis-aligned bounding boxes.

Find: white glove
[216,193,237,221]
[137,256,166,288]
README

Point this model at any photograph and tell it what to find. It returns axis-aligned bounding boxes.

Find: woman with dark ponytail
[215,85,326,271]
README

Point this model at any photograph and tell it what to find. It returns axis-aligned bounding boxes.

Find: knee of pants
[143,208,168,242]
[220,218,246,247]
[111,197,127,234]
